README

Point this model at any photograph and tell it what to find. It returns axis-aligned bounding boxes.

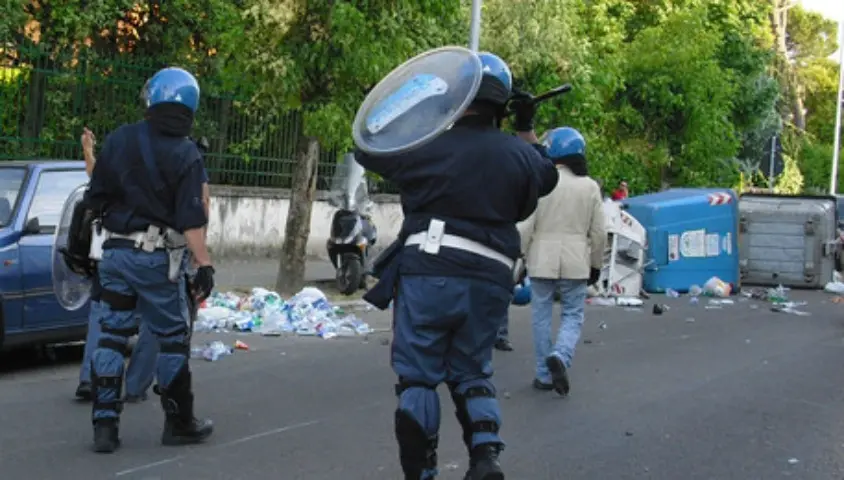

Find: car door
[0,166,29,334]
[18,169,89,329]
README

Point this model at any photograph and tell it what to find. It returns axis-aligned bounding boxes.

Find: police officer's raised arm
[509,91,559,197]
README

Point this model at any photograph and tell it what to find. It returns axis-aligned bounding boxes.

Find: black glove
[509,87,537,132]
[588,268,601,286]
[192,265,215,301]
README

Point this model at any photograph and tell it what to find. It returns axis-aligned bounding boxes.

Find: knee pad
[395,382,441,476]
[452,379,502,449]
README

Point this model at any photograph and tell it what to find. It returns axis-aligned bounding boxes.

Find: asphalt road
[1,289,843,479]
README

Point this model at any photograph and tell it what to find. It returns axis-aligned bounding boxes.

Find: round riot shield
[352,46,483,156]
[52,184,92,311]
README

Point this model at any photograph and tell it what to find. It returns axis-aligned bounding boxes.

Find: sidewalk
[214,257,335,290]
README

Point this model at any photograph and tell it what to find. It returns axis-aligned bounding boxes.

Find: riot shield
[352,46,483,156]
[52,184,92,311]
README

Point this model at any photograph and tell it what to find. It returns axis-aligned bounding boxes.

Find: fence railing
[0,44,397,193]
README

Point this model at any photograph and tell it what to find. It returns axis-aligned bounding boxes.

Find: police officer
[358,52,558,479]
[84,67,215,453]
[75,128,157,403]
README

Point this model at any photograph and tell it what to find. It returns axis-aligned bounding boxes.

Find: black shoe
[158,372,214,446]
[494,339,513,352]
[532,379,554,391]
[464,444,504,480]
[162,416,214,446]
[92,419,121,454]
[75,382,92,401]
[545,356,571,396]
[124,393,148,404]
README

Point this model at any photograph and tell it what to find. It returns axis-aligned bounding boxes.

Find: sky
[800,0,843,61]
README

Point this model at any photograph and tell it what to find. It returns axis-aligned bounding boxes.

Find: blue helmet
[512,277,532,306]
[142,67,200,112]
[474,52,512,106]
[542,127,586,160]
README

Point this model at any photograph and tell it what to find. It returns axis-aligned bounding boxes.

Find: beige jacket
[519,166,606,280]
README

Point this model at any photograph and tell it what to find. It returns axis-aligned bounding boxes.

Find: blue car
[0,160,90,351]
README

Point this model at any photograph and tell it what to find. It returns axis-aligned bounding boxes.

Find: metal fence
[0,44,382,191]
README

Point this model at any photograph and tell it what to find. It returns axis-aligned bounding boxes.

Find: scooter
[326,153,378,295]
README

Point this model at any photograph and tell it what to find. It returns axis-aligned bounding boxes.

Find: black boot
[75,382,92,401]
[464,444,504,480]
[395,409,438,479]
[92,418,121,454]
[449,385,473,457]
[157,370,213,446]
[494,339,513,352]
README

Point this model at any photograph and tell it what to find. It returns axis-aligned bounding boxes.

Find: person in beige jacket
[519,127,606,396]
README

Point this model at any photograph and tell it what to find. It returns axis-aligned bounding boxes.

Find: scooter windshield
[328,152,372,213]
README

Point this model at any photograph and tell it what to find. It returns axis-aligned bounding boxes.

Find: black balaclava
[555,154,589,177]
[145,103,194,137]
[462,74,510,128]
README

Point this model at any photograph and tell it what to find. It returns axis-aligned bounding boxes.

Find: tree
[221,0,465,295]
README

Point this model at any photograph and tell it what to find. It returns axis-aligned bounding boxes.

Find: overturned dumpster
[738,194,838,289]
[623,189,740,294]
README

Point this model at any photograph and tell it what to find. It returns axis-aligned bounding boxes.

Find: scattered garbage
[771,301,811,316]
[787,458,799,465]
[616,297,644,307]
[652,304,668,315]
[823,281,844,294]
[191,341,233,362]
[703,277,732,297]
[665,288,680,298]
[195,287,372,339]
[708,299,734,306]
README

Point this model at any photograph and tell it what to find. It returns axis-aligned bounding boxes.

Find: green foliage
[218,1,465,151]
[1,0,840,197]
[786,6,840,62]
[774,153,804,194]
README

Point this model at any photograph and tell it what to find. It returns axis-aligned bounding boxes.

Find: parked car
[0,160,90,351]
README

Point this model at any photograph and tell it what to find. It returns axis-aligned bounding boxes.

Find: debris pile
[741,285,809,316]
[194,287,372,339]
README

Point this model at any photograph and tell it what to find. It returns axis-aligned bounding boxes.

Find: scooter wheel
[336,254,362,295]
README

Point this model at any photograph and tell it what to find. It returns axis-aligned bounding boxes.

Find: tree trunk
[275,134,319,296]
[770,0,807,130]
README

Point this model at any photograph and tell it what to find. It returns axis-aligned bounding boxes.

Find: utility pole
[830,16,844,195]
[469,0,482,52]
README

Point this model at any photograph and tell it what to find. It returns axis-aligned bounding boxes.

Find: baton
[506,83,573,116]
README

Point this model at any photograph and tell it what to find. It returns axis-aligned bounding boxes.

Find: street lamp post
[830,16,844,195]
[469,0,482,52]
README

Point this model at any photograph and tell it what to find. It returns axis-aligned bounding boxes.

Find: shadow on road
[0,343,84,375]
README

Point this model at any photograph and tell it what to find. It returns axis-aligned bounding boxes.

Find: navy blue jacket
[357,115,558,293]
[86,120,207,236]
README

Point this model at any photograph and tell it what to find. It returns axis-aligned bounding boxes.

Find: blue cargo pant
[91,247,190,421]
[80,301,157,397]
[391,275,510,478]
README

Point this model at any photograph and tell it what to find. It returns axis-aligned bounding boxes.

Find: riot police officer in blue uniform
[358,52,559,479]
[84,67,215,453]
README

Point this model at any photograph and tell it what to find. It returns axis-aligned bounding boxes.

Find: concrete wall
[207,186,404,259]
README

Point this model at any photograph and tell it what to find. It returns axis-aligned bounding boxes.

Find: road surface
[1,289,843,479]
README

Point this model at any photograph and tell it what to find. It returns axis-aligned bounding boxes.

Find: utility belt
[404,219,516,273]
[90,221,188,283]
